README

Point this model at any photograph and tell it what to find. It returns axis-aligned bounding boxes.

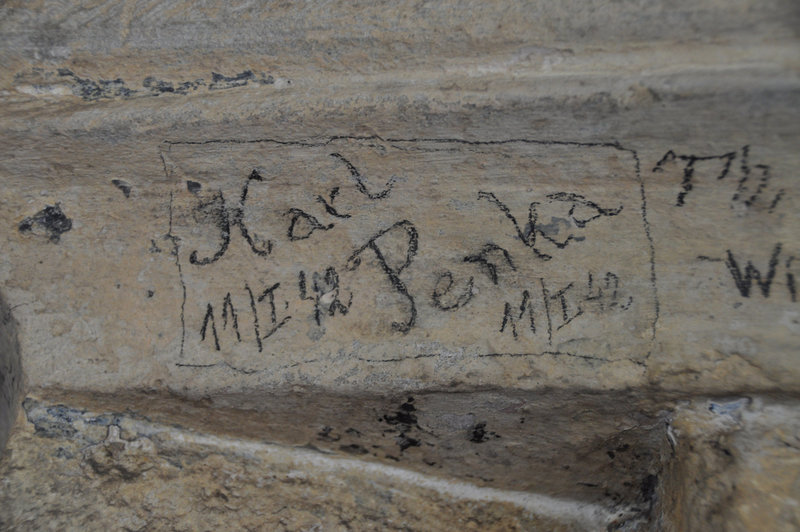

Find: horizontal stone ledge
[26,387,673,501]
[4,46,798,114]
[2,398,623,531]
[6,389,798,530]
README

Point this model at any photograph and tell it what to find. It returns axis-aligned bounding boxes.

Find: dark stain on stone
[470,422,487,443]
[54,447,74,459]
[382,397,425,453]
[112,179,132,198]
[339,443,369,455]
[48,68,275,101]
[640,474,658,503]
[383,397,417,426]
[85,413,119,426]
[143,76,175,93]
[24,400,79,439]
[143,76,203,95]
[58,68,134,100]
[18,203,72,243]
[186,180,202,194]
[396,433,420,451]
[710,440,733,457]
[209,70,274,90]
[468,421,501,443]
[210,70,255,88]
[317,426,340,442]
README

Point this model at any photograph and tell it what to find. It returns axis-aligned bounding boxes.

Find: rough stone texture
[6,388,673,510]
[658,397,800,531]
[0,294,22,454]
[0,397,631,531]
[0,0,798,530]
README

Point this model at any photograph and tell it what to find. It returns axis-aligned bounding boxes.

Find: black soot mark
[469,421,501,443]
[383,397,418,426]
[55,68,275,101]
[18,204,73,243]
[112,179,132,198]
[58,68,133,100]
[209,70,274,90]
[143,76,203,95]
[396,434,421,451]
[317,426,340,442]
[382,397,424,454]
[640,474,658,505]
[339,443,369,455]
[186,180,202,194]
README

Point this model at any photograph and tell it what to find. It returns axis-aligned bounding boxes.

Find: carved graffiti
[162,137,659,369]
[654,145,795,302]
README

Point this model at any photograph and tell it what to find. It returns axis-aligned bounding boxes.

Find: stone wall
[0,1,798,530]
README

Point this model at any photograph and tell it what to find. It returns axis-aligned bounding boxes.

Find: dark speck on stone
[640,474,658,503]
[470,422,487,443]
[396,433,421,451]
[339,443,368,455]
[468,421,501,443]
[111,179,132,198]
[18,203,73,243]
[186,181,202,194]
[383,400,417,426]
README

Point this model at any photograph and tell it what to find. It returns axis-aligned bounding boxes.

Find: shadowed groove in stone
[0,292,22,454]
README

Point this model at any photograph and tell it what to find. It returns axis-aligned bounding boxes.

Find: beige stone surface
[0,1,796,397]
[0,0,799,530]
[658,397,800,531]
[10,388,671,506]
[0,396,638,531]
[163,138,655,393]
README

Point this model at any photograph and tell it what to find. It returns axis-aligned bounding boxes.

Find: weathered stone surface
[2,89,798,398]
[658,397,800,531]
[10,388,672,508]
[0,294,22,454]
[0,0,798,529]
[0,36,797,398]
[163,138,656,392]
[0,397,633,531]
